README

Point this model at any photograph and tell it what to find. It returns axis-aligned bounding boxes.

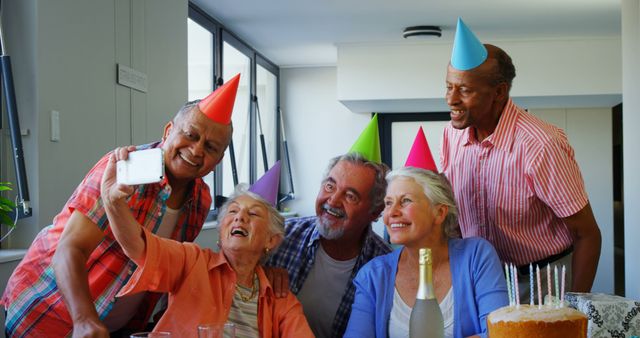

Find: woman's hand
[101,146,137,207]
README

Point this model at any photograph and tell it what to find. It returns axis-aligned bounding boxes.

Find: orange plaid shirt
[2,142,210,337]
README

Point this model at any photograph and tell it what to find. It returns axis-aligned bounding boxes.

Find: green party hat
[348,114,381,163]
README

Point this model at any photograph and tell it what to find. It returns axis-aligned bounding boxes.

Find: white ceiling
[191,0,621,68]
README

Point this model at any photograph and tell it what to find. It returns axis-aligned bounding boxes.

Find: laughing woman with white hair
[101,155,313,337]
[344,167,508,338]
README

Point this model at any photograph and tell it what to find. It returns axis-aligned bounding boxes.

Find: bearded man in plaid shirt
[266,116,392,338]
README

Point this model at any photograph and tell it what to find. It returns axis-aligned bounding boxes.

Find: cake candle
[536,265,542,309]
[511,264,517,305]
[554,265,559,308]
[561,265,566,306]
[505,263,512,306]
[504,263,513,306]
[514,265,520,307]
[529,263,534,306]
[547,264,552,306]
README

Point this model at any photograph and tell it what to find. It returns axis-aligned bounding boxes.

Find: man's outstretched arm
[52,211,108,338]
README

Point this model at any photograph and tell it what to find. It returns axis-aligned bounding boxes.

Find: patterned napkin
[565,292,640,338]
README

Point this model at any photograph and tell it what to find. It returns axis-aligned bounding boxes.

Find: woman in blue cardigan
[344,167,508,338]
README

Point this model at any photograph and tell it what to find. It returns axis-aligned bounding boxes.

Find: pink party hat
[197,74,240,124]
[404,127,437,171]
[249,161,281,206]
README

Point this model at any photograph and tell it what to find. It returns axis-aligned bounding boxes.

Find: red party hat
[197,74,240,124]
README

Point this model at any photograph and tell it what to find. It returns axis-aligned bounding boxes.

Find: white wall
[1,0,188,248]
[622,0,640,300]
[337,39,622,113]
[279,67,373,217]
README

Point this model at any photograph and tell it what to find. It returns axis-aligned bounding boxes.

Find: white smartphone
[116,148,164,185]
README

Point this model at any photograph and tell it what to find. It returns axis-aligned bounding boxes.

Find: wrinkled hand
[264,266,290,298]
[101,146,137,207]
[71,317,109,338]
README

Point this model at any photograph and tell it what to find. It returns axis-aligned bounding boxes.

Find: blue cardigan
[344,237,508,338]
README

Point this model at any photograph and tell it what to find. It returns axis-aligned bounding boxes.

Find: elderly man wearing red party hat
[2,75,241,338]
[266,115,392,338]
[441,18,601,299]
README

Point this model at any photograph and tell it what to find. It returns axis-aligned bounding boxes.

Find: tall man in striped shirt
[440,19,602,296]
[2,75,240,338]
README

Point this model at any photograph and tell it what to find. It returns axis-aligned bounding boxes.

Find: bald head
[484,44,516,91]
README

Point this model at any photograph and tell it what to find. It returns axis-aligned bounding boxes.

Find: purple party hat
[249,161,281,206]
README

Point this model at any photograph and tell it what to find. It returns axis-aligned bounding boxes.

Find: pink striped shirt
[440,99,588,266]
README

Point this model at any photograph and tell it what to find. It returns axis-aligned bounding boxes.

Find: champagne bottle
[409,248,444,338]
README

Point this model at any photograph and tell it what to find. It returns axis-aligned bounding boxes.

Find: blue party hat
[451,17,488,71]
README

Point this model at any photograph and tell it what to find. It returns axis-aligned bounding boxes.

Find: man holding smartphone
[2,75,240,338]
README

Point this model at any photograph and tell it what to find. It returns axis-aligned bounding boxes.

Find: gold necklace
[235,274,258,302]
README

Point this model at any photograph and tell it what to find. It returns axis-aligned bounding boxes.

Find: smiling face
[219,194,280,257]
[383,177,447,248]
[445,56,509,141]
[314,160,378,241]
[162,108,232,186]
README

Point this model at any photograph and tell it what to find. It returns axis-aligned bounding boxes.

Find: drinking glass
[129,332,171,338]
[197,322,236,338]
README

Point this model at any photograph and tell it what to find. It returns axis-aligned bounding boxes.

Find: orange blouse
[118,228,313,337]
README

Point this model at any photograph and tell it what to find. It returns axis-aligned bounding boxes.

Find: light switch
[50,110,60,142]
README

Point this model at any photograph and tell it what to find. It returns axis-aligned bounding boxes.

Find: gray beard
[316,216,345,240]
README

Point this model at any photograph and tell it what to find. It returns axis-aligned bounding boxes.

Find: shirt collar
[206,253,276,298]
[462,98,519,152]
[207,250,231,270]
[308,219,323,247]
[256,265,275,298]
[142,140,205,207]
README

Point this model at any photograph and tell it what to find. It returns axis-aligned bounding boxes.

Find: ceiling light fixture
[403,25,442,39]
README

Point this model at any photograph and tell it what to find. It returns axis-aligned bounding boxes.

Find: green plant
[0,182,16,227]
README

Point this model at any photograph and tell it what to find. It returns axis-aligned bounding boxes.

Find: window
[222,39,251,196]
[187,18,216,203]
[188,4,280,216]
[187,19,213,101]
[255,60,279,177]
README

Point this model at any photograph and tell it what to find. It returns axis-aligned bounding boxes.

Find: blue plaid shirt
[266,216,391,338]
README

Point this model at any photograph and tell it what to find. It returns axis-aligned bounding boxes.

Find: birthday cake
[487,304,587,338]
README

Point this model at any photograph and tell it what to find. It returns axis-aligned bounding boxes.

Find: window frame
[377,112,450,168]
[188,3,281,220]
